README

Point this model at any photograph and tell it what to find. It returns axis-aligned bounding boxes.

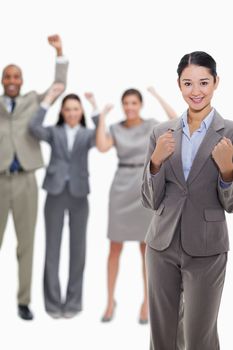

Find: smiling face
[178,64,219,113]
[2,65,23,98]
[122,94,143,120]
[61,99,84,128]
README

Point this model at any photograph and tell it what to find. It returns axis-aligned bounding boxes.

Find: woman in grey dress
[96,87,177,323]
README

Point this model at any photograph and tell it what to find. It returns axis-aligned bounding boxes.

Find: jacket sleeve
[29,106,52,143]
[88,114,99,148]
[141,128,166,211]
[217,175,233,213]
[37,57,69,103]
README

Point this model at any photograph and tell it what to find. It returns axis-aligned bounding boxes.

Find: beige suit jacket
[0,59,68,172]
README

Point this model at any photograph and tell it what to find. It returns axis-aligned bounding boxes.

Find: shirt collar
[64,123,80,132]
[4,95,16,105]
[182,108,215,133]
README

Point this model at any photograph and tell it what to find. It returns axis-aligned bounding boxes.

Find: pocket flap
[155,203,165,216]
[204,208,225,222]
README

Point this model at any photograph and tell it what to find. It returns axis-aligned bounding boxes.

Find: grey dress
[108,118,158,242]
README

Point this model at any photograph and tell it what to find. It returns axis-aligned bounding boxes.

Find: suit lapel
[71,126,86,155]
[0,95,24,117]
[59,125,86,159]
[186,111,224,185]
[168,118,187,188]
[0,96,9,115]
[59,126,70,159]
[13,96,23,115]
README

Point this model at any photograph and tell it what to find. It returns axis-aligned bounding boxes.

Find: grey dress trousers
[29,107,98,315]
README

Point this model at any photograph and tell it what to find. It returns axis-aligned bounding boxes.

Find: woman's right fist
[101,104,114,117]
[150,130,175,173]
[43,83,65,106]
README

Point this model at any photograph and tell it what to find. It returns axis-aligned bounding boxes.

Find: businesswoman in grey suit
[29,84,102,319]
[142,51,233,349]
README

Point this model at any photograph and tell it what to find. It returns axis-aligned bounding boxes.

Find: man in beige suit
[0,35,68,320]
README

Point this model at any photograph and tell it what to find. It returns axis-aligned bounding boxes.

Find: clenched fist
[43,83,65,106]
[150,130,175,174]
[100,104,114,117]
[48,34,63,56]
[84,92,98,110]
[212,137,233,181]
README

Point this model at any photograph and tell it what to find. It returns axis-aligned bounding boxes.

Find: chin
[6,91,19,98]
[190,104,210,113]
[126,114,137,120]
[189,105,204,111]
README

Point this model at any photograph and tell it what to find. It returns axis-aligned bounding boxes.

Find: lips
[190,97,204,104]
[126,112,137,118]
[7,85,17,92]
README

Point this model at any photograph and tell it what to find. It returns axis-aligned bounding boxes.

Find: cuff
[91,109,100,117]
[40,102,50,110]
[219,177,232,189]
[56,56,68,64]
[149,160,161,177]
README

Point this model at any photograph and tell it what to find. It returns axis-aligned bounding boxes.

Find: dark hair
[56,94,86,127]
[121,88,143,103]
[177,51,217,82]
[2,64,23,80]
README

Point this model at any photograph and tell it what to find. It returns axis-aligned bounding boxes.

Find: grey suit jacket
[29,106,99,197]
[0,60,68,172]
[142,110,233,257]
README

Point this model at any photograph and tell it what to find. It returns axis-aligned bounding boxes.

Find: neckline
[119,118,145,129]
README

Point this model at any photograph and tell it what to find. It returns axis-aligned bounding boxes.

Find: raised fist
[101,104,114,117]
[84,92,97,109]
[48,35,63,56]
[43,83,65,105]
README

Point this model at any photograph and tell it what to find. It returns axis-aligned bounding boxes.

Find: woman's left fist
[212,137,233,181]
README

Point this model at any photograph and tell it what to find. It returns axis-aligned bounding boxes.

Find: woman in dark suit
[29,84,108,319]
[142,51,233,349]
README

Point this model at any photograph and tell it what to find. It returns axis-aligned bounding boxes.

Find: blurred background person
[0,35,68,320]
[96,87,177,324]
[29,85,105,319]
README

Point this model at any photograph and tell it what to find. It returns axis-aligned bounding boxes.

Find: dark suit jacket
[29,106,98,197]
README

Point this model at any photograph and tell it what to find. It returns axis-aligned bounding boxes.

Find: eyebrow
[182,78,210,81]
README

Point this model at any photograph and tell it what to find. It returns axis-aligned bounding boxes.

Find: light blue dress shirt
[181,109,231,188]
[151,108,231,188]
[181,108,214,180]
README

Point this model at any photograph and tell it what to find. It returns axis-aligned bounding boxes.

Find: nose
[7,78,17,85]
[191,84,201,96]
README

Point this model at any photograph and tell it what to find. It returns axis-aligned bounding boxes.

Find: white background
[0,0,233,349]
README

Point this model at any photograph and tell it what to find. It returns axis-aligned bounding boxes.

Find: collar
[181,108,215,133]
[4,95,16,104]
[64,123,80,132]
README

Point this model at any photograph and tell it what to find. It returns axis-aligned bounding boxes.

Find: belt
[118,163,144,168]
[0,168,25,176]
